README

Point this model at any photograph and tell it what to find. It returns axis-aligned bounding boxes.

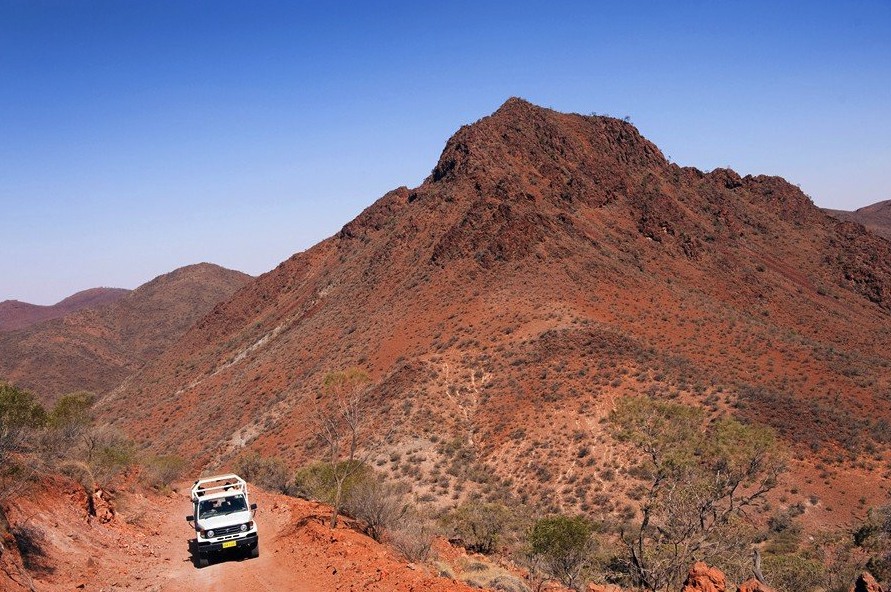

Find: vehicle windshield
[198,495,248,518]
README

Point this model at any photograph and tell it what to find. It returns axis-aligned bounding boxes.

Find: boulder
[737,579,776,592]
[681,562,726,592]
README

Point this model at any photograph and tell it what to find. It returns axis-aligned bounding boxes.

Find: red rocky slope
[101,99,891,526]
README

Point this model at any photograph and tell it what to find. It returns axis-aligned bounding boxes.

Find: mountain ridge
[825,198,891,241]
[0,262,252,402]
[99,99,891,526]
[0,287,131,331]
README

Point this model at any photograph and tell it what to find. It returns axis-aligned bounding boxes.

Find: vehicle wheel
[197,555,209,568]
[250,544,259,559]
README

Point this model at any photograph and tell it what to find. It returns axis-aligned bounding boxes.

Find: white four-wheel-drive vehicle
[186,474,259,567]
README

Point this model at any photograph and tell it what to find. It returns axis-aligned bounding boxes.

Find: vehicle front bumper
[196,532,258,554]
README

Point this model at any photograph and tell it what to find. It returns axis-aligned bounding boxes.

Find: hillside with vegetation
[2,99,889,590]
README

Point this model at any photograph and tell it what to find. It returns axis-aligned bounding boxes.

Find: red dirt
[1,475,477,592]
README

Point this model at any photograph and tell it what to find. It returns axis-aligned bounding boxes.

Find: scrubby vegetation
[608,396,786,590]
[5,373,890,592]
[276,375,891,592]
[1,381,185,505]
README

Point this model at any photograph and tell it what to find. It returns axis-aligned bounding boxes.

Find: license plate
[222,541,236,549]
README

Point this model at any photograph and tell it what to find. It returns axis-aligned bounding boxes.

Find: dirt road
[154,488,313,592]
[3,477,475,591]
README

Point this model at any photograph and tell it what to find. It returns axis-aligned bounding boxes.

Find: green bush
[528,515,596,590]
[42,391,94,459]
[48,391,94,429]
[761,552,826,592]
[82,426,136,484]
[855,504,891,582]
[292,460,370,503]
[608,396,785,591]
[1,382,46,455]
[343,473,408,541]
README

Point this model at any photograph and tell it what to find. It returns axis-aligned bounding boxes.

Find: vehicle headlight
[240,524,248,532]
[206,530,215,538]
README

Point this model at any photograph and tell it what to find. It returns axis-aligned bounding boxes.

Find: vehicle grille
[213,524,245,537]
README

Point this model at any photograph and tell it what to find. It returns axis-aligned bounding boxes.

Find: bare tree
[312,368,390,528]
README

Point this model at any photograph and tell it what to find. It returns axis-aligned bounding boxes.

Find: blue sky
[1,1,889,304]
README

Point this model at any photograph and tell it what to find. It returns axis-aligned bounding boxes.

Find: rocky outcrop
[681,562,726,592]
[851,572,886,592]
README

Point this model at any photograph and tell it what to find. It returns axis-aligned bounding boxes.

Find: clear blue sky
[2,1,889,304]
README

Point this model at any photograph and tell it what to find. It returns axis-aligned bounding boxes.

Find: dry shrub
[343,474,409,541]
[389,516,434,562]
[232,451,290,493]
[451,557,531,592]
[141,455,186,489]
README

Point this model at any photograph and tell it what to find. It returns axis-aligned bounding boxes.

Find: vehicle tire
[250,544,259,559]
[197,555,209,568]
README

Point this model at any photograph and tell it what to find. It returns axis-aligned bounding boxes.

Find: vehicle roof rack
[190,474,248,502]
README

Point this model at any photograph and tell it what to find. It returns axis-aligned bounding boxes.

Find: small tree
[0,382,46,499]
[43,391,94,458]
[854,503,891,582]
[0,382,46,455]
[610,396,785,591]
[528,515,596,590]
[312,369,388,528]
[293,460,370,502]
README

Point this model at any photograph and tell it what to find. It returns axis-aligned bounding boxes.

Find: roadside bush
[343,473,409,541]
[854,503,891,582]
[489,574,530,592]
[389,512,434,562]
[292,460,371,503]
[0,383,46,499]
[48,391,93,431]
[761,552,826,592]
[452,557,531,592]
[142,454,187,489]
[41,391,94,459]
[85,425,137,483]
[0,382,46,455]
[609,396,785,591]
[232,451,291,493]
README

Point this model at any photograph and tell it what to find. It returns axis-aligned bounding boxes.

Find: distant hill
[825,199,891,240]
[0,287,130,331]
[0,263,251,403]
[101,99,891,526]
